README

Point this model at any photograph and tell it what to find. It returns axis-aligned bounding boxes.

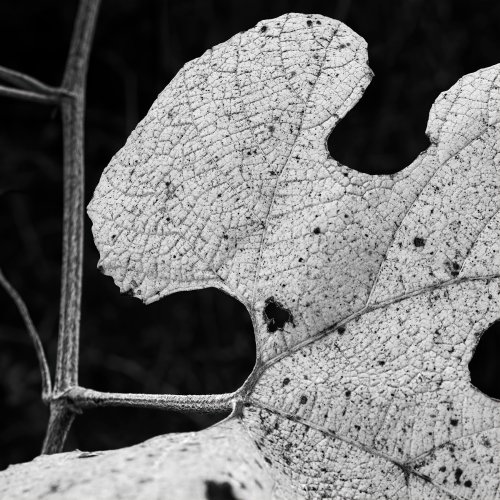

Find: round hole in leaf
[469,320,500,399]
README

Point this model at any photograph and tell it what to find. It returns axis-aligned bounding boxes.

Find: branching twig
[0,65,64,95]
[0,268,52,399]
[0,65,74,104]
[3,0,243,458]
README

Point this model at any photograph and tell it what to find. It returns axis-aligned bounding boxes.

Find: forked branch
[0,65,73,104]
[3,0,235,456]
[0,0,102,455]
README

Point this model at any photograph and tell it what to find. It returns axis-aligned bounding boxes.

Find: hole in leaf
[469,320,500,399]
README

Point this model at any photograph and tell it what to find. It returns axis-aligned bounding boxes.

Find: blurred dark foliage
[0,0,499,470]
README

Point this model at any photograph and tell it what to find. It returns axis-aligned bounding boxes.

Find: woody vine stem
[0,0,238,456]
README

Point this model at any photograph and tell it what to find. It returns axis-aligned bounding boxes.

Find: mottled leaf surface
[2,13,499,500]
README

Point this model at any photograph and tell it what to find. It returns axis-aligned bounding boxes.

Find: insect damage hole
[263,297,295,333]
[469,320,500,399]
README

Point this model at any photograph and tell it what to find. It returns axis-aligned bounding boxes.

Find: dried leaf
[2,13,499,500]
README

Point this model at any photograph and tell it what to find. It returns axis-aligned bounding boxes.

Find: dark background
[1,0,499,470]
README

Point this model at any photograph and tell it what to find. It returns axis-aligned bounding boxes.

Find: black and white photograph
[1,1,499,498]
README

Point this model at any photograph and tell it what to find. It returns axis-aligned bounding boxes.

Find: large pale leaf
[2,13,499,500]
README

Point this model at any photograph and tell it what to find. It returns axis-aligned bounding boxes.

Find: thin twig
[0,268,52,399]
[0,65,71,96]
[0,85,61,104]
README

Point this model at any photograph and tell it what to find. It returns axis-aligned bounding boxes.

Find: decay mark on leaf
[204,480,239,500]
[263,297,295,333]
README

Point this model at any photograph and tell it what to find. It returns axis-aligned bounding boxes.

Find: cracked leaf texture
[2,13,499,500]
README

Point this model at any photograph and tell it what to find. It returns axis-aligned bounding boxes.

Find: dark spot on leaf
[313,227,321,234]
[439,466,446,472]
[455,468,463,484]
[338,326,345,335]
[300,395,308,404]
[263,297,295,333]
[306,20,313,27]
[345,390,351,397]
[260,25,267,33]
[205,480,239,500]
[481,435,492,448]
[464,480,472,488]
[282,377,290,386]
[450,418,458,426]
[413,237,425,247]
[298,257,303,262]
[264,456,272,465]
[444,259,461,277]
[268,125,275,133]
